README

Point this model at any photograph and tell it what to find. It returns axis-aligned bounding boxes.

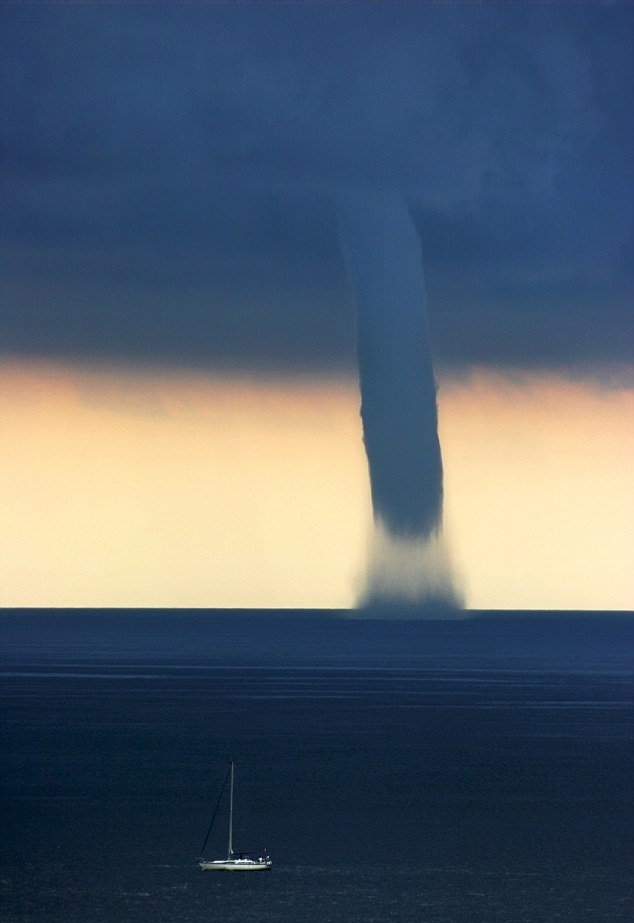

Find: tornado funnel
[338,192,443,540]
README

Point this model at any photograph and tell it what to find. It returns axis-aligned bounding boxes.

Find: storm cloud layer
[1,3,633,376]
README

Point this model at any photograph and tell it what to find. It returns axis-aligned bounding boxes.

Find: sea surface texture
[1,610,632,923]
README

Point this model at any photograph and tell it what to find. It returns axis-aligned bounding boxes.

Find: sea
[1,609,632,923]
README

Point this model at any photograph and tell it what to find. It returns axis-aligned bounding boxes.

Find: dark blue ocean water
[1,610,632,922]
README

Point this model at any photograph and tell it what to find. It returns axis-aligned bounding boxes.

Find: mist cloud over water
[357,524,464,614]
[338,192,461,610]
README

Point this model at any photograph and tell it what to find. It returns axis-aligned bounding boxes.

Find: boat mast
[227,761,234,858]
[199,762,231,859]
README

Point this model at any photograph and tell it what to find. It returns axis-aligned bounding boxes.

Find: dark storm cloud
[1,3,632,373]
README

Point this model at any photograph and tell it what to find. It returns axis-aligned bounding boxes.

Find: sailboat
[199,762,272,871]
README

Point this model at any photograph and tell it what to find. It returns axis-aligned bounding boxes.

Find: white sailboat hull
[199,858,272,871]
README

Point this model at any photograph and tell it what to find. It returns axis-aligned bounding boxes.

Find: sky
[1,2,632,611]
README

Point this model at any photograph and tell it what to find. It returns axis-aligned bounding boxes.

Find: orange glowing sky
[0,359,631,610]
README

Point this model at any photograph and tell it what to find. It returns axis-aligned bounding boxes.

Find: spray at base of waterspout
[356,522,464,615]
